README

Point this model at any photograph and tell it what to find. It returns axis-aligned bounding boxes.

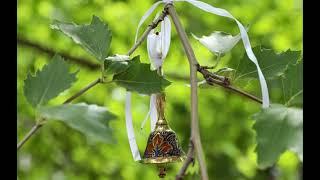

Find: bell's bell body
[140,93,185,164]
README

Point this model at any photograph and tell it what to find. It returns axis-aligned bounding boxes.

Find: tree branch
[17,11,167,151]
[197,64,263,104]
[128,9,168,56]
[17,37,100,70]
[176,140,194,180]
[63,78,103,104]
[167,4,209,180]
[17,123,43,150]
[17,77,103,150]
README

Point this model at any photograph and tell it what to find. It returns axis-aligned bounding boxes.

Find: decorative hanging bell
[140,93,186,177]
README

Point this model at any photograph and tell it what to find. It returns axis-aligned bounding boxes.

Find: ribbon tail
[236,20,269,107]
[161,16,171,59]
[140,94,158,131]
[125,92,141,161]
[140,110,151,130]
[150,94,158,131]
[140,94,155,130]
[180,0,270,108]
[134,1,163,43]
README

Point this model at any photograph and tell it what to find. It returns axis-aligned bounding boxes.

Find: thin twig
[167,4,209,180]
[127,9,168,56]
[63,78,102,104]
[17,78,102,151]
[176,140,195,180]
[222,83,263,104]
[201,65,214,69]
[17,9,166,151]
[197,64,229,84]
[17,123,42,150]
[197,64,262,104]
[17,37,100,70]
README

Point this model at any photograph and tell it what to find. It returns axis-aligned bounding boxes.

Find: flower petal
[161,16,171,60]
[192,31,241,54]
[147,30,163,69]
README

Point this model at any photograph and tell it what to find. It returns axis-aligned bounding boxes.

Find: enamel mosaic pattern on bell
[140,93,186,164]
[142,130,184,163]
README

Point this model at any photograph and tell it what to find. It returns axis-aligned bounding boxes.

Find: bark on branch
[166,4,209,180]
[176,140,195,180]
[197,64,263,104]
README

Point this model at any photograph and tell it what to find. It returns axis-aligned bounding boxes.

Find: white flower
[192,31,241,55]
[147,16,171,69]
[147,31,162,67]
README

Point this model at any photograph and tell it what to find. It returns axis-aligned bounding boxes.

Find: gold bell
[140,93,186,177]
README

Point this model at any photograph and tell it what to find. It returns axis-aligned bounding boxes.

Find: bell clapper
[158,165,167,178]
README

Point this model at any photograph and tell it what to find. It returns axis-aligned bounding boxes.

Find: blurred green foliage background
[17,0,302,179]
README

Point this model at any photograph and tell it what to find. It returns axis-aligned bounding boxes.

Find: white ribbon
[125,92,141,161]
[140,94,157,130]
[134,1,163,43]
[149,94,158,130]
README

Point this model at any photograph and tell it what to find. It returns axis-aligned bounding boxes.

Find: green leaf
[104,60,129,76]
[281,61,303,107]
[51,15,112,62]
[104,56,140,76]
[253,104,303,168]
[24,55,78,107]
[38,103,117,144]
[112,56,171,94]
[234,46,301,81]
[266,60,303,107]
